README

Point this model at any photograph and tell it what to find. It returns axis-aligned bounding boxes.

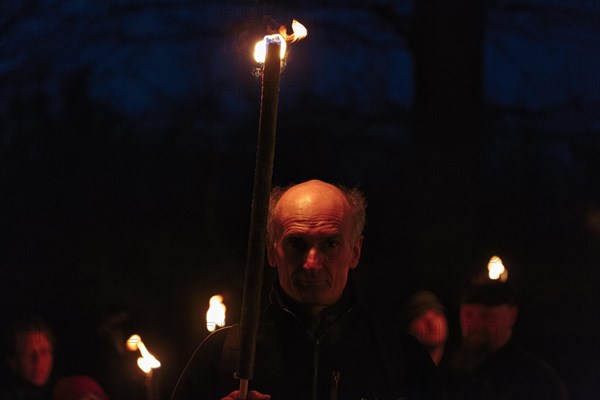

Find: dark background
[1,1,598,399]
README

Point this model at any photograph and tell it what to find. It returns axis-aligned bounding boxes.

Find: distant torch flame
[206,295,226,332]
[126,334,161,374]
[254,19,308,62]
[487,255,508,282]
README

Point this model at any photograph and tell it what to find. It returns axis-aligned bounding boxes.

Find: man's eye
[325,239,340,249]
[286,238,306,250]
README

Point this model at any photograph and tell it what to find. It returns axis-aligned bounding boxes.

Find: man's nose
[303,247,322,269]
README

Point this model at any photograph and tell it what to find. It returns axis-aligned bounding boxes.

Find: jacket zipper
[312,338,320,400]
[281,306,353,400]
[330,370,341,400]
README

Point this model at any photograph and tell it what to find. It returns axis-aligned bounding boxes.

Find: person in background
[442,281,569,400]
[1,316,56,400]
[402,290,449,367]
[172,179,442,400]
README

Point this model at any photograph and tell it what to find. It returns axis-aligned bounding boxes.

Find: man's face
[267,181,362,312]
[460,303,517,352]
[10,331,53,386]
[409,310,448,348]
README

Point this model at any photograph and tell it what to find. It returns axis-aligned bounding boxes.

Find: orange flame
[206,294,226,332]
[284,19,308,43]
[487,255,508,282]
[126,334,161,374]
[254,19,308,62]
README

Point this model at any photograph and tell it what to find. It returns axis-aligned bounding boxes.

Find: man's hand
[221,390,271,400]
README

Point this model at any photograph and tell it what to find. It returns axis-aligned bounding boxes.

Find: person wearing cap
[442,281,569,400]
[402,290,449,367]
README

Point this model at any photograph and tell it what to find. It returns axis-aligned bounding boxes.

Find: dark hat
[402,290,445,324]
[462,281,517,306]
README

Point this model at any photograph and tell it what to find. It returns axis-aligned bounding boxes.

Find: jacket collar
[269,281,355,337]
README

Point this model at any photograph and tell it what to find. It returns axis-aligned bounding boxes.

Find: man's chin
[291,288,327,304]
[463,338,494,354]
[30,376,50,386]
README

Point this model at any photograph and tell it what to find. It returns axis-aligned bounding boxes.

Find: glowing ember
[206,294,226,332]
[487,255,508,282]
[126,334,161,374]
[254,19,308,62]
[126,334,141,351]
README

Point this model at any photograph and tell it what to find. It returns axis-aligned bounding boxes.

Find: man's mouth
[295,278,327,286]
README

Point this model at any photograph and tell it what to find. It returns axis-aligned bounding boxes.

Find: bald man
[172,180,441,400]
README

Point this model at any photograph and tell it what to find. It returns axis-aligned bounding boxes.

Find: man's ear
[349,235,364,269]
[266,236,277,268]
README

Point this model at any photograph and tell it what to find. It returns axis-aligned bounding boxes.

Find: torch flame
[126,334,141,351]
[254,19,308,63]
[487,255,508,282]
[126,334,161,374]
[206,294,226,332]
[285,19,308,43]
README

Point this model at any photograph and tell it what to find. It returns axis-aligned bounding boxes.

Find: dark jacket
[172,285,441,400]
[442,340,569,400]
[0,375,53,400]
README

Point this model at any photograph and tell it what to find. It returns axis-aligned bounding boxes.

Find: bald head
[266,180,366,313]
[267,180,366,245]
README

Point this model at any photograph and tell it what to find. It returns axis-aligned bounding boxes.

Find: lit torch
[206,294,226,332]
[253,19,308,63]
[238,19,307,400]
[487,255,508,282]
[126,334,161,400]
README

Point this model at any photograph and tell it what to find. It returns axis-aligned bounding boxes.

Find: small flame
[206,294,226,332]
[126,334,141,351]
[286,19,308,42]
[487,255,508,282]
[254,19,308,63]
[126,334,161,374]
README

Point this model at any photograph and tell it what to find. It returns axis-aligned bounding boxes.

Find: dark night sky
[0,1,598,399]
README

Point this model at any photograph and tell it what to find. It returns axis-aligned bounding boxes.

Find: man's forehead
[275,199,350,232]
[278,182,348,212]
[17,331,50,345]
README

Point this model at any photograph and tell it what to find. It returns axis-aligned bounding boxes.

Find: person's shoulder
[503,342,558,373]
[367,315,436,368]
[397,329,443,398]
[374,318,428,349]
[491,342,570,399]
[398,330,424,347]
[512,345,568,387]
[398,331,438,366]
